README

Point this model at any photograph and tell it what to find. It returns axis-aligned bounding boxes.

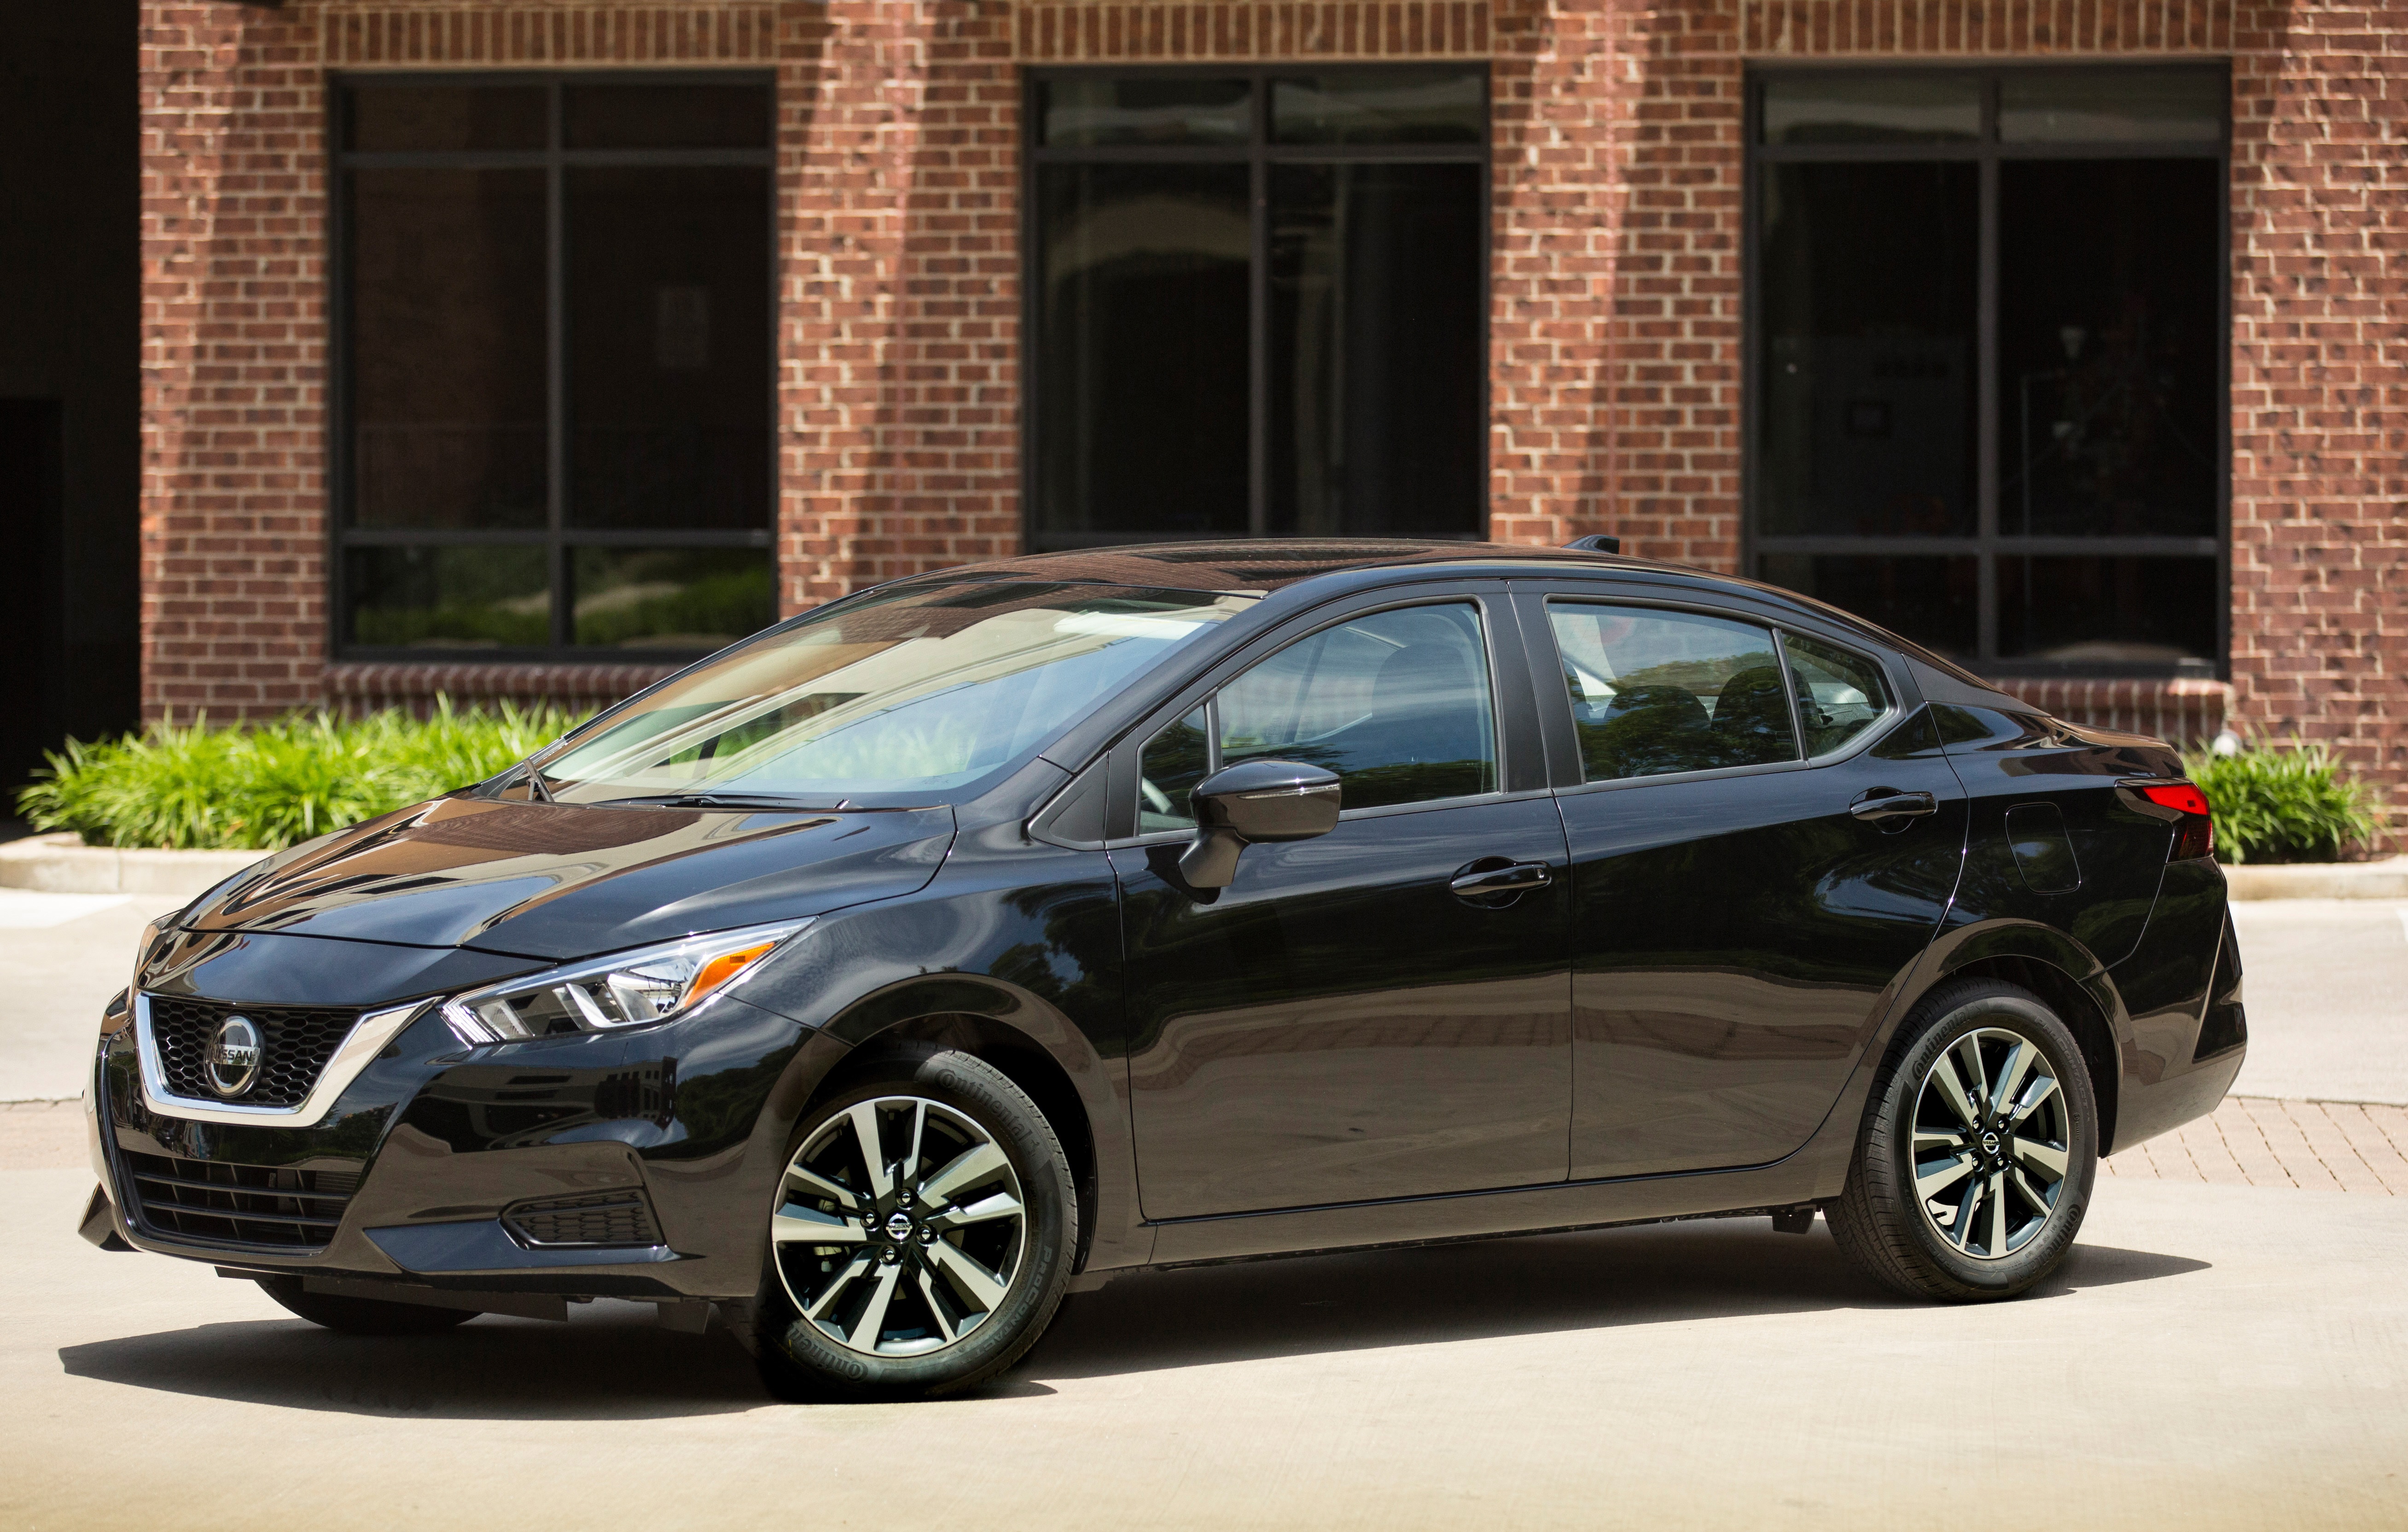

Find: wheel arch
[797,974,1130,1273]
[1920,923,2127,1155]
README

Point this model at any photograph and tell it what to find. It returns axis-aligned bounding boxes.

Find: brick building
[49,1,2408,817]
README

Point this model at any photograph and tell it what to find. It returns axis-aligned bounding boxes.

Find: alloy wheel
[770,1094,1028,1358]
[1910,1027,2072,1261]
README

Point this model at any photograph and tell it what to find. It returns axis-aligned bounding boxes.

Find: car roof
[895,539,1645,595]
[871,538,2007,701]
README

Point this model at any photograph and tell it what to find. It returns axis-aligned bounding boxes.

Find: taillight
[2138,783,2210,817]
[2137,781,2215,860]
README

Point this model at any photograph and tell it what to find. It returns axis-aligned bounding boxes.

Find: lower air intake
[505,1191,662,1248]
[124,1150,360,1251]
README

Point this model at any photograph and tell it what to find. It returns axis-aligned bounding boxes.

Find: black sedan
[82,540,2244,1400]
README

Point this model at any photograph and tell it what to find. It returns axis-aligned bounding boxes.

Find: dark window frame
[328,69,779,663]
[1020,63,1493,553]
[1740,61,2232,679]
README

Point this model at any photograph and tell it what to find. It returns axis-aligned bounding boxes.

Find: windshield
[538,581,1257,805]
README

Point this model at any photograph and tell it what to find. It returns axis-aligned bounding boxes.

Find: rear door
[1519,589,1969,1179]
[1110,585,1573,1219]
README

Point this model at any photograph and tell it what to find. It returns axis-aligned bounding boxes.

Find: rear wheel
[256,1275,477,1335]
[750,1050,1076,1402]
[1828,981,2098,1301]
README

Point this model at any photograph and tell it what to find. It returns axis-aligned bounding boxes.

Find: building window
[334,74,774,658]
[1025,67,1489,550]
[1745,65,2228,675]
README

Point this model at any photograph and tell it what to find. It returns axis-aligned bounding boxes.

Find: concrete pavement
[2227,899,2408,1104]
[3,1160,2403,1530]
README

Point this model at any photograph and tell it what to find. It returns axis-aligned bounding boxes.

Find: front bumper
[88,946,842,1301]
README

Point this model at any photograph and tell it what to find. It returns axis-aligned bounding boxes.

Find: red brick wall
[2228,0,2408,825]
[140,3,327,720]
[775,0,1020,608]
[135,0,2408,833]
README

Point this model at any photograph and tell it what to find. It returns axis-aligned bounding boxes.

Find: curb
[0,833,259,897]
[2223,855,2408,901]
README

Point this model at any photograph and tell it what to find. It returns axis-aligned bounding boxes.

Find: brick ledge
[324,661,681,715]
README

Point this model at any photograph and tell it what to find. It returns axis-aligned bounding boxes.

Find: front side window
[337,75,775,657]
[1749,64,2227,675]
[1548,605,1800,783]
[1136,602,1498,827]
[1028,67,1488,548]
[541,582,1256,805]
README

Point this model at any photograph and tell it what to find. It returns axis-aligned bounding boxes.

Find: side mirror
[1177,760,1341,890]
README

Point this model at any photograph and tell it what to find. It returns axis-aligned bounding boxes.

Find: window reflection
[1218,604,1495,809]
[1548,606,1800,783]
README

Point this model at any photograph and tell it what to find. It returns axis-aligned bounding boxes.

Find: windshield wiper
[592,792,848,811]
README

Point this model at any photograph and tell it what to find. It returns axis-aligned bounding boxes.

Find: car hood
[180,796,958,960]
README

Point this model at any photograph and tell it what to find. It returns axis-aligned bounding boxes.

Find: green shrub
[2183,739,2385,865]
[16,700,587,851]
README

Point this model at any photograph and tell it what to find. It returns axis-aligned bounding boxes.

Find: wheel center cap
[1979,1131,2001,1156]
[884,1212,914,1242]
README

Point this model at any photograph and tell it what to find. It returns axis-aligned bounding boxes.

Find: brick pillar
[2230,0,2408,824]
[140,2,327,720]
[1489,0,1743,568]
[776,0,1020,614]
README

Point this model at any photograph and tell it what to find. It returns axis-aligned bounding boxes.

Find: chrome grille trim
[134,994,428,1126]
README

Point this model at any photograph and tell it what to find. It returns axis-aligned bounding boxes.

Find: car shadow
[1019,1220,2211,1382]
[56,1223,2207,1417]
[57,1302,776,1421]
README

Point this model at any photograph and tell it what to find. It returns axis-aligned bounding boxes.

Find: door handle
[1850,789,1937,823]
[1450,860,1554,902]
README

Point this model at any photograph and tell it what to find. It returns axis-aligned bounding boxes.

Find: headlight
[440,919,810,1045]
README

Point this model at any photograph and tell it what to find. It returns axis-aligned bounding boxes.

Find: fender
[1786,917,2128,1199]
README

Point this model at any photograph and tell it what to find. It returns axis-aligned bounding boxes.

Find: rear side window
[1217,602,1497,811]
[1547,604,1800,782]
[1780,632,1893,756]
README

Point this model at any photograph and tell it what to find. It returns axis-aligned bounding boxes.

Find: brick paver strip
[2102,1097,2408,1193]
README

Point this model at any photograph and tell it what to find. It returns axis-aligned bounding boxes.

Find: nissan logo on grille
[207,1015,263,1097]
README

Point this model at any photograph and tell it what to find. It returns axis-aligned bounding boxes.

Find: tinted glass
[1781,632,1892,756]
[1549,605,1799,782]
[1760,73,1979,144]
[1041,76,1249,147]
[345,84,546,151]
[1999,158,2220,538]
[1758,554,1979,659]
[566,165,771,530]
[570,546,774,650]
[347,168,548,529]
[1999,71,2224,143]
[546,584,1258,802]
[1997,555,2217,666]
[1269,162,1483,537]
[1218,604,1495,810]
[563,82,771,149]
[1272,68,1483,144]
[346,545,549,649]
[1758,162,1978,538]
[1139,706,1211,833]
[1034,163,1251,540]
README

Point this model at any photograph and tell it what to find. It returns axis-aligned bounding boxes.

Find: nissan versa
[81,541,2245,1400]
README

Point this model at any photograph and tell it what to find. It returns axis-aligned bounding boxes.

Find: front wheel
[750,1050,1076,1402]
[1828,981,2098,1301]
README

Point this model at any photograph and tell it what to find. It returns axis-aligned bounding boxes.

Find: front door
[1112,594,1572,1219]
[1527,594,1968,1179]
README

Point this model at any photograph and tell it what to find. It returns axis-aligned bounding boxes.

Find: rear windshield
[536,581,1255,806]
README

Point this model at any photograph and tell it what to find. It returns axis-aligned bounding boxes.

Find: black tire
[256,1276,478,1335]
[750,1049,1076,1403]
[1828,980,2099,1302]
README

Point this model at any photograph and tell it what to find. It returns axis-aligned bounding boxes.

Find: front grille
[505,1192,662,1248]
[148,996,359,1108]
[122,1150,360,1250]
